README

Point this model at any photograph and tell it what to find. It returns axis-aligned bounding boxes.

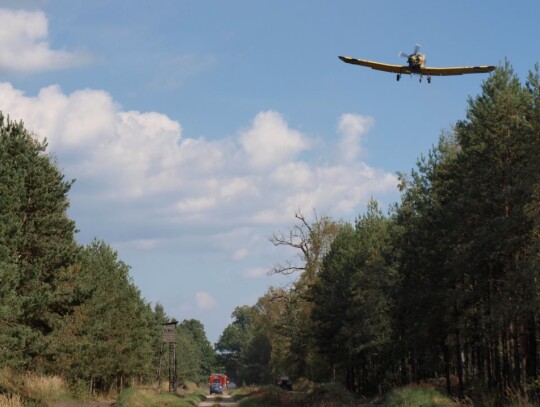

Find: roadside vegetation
[115,385,206,407]
[385,386,457,407]
[233,385,328,407]
[0,369,71,406]
[233,383,456,407]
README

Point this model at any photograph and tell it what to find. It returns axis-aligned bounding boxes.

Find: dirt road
[53,402,113,407]
[198,393,238,407]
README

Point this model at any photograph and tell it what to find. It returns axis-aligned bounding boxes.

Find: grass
[0,394,23,407]
[384,385,458,407]
[233,383,362,407]
[0,368,71,406]
[115,386,207,407]
[0,369,206,407]
[22,373,70,404]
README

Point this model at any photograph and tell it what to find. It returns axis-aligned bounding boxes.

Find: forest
[0,112,217,395]
[215,62,540,402]
[1,62,540,404]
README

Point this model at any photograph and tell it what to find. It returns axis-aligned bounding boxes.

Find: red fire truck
[209,373,228,389]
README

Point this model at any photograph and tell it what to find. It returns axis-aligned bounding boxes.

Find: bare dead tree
[268,210,340,286]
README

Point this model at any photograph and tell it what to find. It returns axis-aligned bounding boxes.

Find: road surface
[54,403,113,407]
[198,393,238,407]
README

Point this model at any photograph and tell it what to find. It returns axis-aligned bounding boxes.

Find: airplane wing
[338,56,411,74]
[420,65,496,76]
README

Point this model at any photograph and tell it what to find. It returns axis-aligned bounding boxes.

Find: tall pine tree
[0,115,78,369]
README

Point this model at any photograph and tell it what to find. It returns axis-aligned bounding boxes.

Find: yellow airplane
[339,44,495,83]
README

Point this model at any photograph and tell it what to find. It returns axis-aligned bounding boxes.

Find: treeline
[0,114,216,394]
[215,63,540,400]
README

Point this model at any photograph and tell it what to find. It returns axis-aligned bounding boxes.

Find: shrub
[22,373,70,403]
[385,385,457,407]
[293,377,314,392]
[0,368,70,405]
[0,394,23,407]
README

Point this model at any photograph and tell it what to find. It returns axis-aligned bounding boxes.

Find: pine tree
[176,319,216,384]
[450,62,538,393]
[392,63,540,397]
[0,114,78,369]
[215,306,253,383]
[51,241,155,392]
[311,200,394,393]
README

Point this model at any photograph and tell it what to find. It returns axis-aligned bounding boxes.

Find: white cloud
[196,292,217,310]
[219,177,260,201]
[176,196,217,213]
[337,113,374,162]
[0,81,398,249]
[239,111,309,170]
[270,162,313,190]
[0,84,118,152]
[0,9,91,72]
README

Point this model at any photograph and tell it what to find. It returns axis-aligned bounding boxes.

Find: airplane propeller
[399,44,422,59]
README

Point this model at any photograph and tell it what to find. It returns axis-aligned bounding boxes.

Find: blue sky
[1,0,539,343]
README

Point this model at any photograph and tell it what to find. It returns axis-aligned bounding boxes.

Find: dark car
[210,382,223,394]
[277,376,293,391]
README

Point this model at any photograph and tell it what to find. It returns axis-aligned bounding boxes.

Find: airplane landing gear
[427,76,432,84]
[396,73,401,81]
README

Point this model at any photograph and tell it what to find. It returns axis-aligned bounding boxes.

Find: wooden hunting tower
[157,321,178,393]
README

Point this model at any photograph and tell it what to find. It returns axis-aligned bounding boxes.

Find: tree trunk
[527,315,537,380]
[519,320,528,396]
[455,329,464,398]
[494,336,502,391]
[486,337,493,389]
[89,376,94,398]
[442,339,452,396]
[502,327,512,390]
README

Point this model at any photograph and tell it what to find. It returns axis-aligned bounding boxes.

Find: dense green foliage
[0,115,216,395]
[218,63,540,403]
[176,319,216,384]
[0,115,78,370]
[312,200,395,391]
[50,241,156,391]
[215,305,255,383]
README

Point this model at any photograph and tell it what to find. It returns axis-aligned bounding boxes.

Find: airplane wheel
[427,77,431,84]
[396,74,400,81]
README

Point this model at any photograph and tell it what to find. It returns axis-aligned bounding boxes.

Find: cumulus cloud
[337,113,374,162]
[0,9,91,72]
[0,81,398,254]
[196,292,217,310]
[239,111,309,170]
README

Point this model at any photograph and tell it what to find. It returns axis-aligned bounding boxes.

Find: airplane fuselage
[407,53,425,71]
